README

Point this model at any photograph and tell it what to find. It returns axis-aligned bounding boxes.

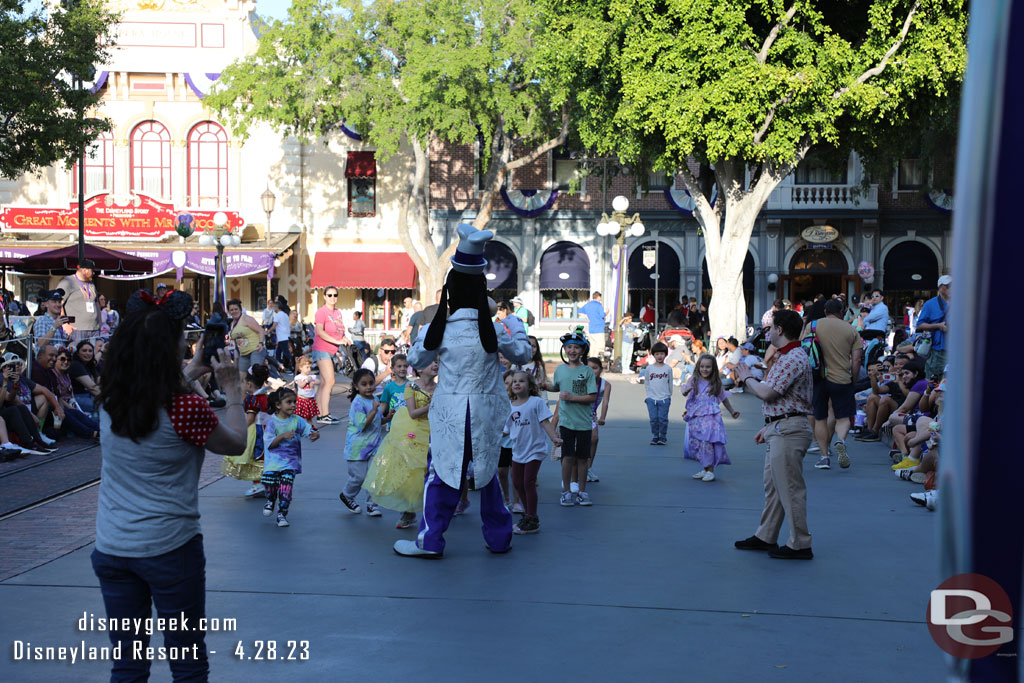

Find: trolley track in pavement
[0,440,102,518]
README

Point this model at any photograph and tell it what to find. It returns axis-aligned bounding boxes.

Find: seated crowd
[0,288,110,460]
[634,282,948,512]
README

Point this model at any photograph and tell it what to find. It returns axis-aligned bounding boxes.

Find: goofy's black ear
[477,287,497,353]
[424,282,449,351]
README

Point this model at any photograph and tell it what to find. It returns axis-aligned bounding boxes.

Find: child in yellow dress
[220,364,272,497]
[363,359,437,529]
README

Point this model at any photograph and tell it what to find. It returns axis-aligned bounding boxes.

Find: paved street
[0,377,943,681]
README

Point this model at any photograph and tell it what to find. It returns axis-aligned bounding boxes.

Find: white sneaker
[806,442,820,454]
[263,502,274,517]
[1,442,22,453]
[559,491,575,507]
[911,490,938,511]
[38,433,56,446]
[276,512,290,527]
[244,483,265,498]
[366,503,383,517]
[692,469,707,479]
[701,471,716,482]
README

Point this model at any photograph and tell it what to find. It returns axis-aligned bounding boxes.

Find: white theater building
[0,0,421,335]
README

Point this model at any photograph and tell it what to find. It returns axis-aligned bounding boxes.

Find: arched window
[187,122,228,207]
[539,241,590,320]
[484,241,519,303]
[629,241,681,318]
[130,121,171,199]
[883,240,940,314]
[72,132,114,196]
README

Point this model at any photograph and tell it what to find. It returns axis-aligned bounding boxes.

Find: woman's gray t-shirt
[96,395,218,558]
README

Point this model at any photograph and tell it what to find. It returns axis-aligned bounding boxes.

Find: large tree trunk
[704,200,761,340]
[396,134,447,302]
[681,158,794,341]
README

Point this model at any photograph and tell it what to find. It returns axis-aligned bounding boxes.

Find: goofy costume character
[394,224,532,558]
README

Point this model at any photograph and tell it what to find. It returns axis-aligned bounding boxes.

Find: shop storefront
[539,241,590,322]
[310,251,418,333]
[0,194,297,315]
[882,240,940,316]
[627,240,680,319]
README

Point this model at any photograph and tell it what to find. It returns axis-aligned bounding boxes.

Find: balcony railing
[767,183,878,211]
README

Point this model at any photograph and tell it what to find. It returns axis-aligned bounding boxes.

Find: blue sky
[255,0,293,21]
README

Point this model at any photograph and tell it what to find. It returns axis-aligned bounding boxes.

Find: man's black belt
[764,412,809,424]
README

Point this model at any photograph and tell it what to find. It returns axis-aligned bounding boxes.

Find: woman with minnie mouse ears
[394,224,533,559]
[91,288,248,679]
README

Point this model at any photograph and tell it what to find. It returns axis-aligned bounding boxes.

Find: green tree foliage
[207,0,570,296]
[0,0,117,179]
[544,0,966,337]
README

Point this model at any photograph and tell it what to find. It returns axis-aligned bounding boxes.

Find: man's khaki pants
[755,416,813,550]
[590,332,606,354]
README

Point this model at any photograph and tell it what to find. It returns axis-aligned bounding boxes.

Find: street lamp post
[198,212,240,311]
[261,186,276,248]
[596,195,645,371]
[61,0,88,263]
[76,92,85,264]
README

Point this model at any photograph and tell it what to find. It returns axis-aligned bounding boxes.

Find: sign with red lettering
[0,193,244,241]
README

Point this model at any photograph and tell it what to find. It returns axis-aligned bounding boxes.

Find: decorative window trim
[348,177,377,217]
[896,157,927,191]
[550,150,586,196]
[186,121,229,208]
[72,132,114,196]
[130,120,172,200]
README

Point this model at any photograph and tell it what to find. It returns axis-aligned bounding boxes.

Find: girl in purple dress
[681,354,740,482]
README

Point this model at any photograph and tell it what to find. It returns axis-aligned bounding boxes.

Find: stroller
[333,343,363,380]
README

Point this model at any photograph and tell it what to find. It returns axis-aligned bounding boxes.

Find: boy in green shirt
[545,330,598,506]
[378,354,409,429]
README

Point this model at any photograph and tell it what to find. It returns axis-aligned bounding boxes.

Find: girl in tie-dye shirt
[339,369,387,516]
[261,387,320,527]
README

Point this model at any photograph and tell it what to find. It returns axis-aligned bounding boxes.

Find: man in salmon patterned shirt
[733,309,815,560]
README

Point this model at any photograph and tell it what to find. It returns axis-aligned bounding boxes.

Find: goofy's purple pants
[416,408,513,554]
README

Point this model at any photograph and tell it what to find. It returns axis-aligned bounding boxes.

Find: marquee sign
[0,193,245,241]
[801,224,839,243]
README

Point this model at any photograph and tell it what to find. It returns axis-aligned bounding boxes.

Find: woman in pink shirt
[312,286,351,424]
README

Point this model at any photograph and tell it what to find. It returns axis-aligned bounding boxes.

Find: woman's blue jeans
[74,392,96,416]
[61,408,98,438]
[91,534,209,682]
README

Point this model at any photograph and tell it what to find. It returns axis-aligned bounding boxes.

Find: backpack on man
[801,320,826,381]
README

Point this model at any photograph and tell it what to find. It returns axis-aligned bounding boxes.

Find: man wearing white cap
[511,295,532,335]
[916,275,951,381]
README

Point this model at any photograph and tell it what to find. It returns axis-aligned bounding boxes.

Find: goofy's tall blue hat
[424,223,499,353]
[450,223,493,274]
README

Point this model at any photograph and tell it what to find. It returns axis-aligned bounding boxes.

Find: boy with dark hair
[645,342,672,445]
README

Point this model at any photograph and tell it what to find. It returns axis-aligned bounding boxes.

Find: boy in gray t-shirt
[644,342,672,445]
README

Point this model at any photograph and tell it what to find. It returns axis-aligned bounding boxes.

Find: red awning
[311,252,417,289]
[345,151,376,178]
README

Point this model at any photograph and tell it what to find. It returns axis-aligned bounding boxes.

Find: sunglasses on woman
[325,292,339,298]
